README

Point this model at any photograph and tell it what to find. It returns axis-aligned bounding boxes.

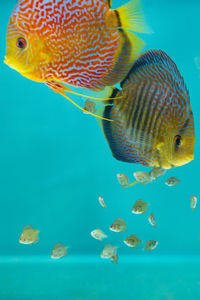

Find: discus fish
[149,167,166,180]
[133,171,152,184]
[129,167,165,188]
[98,196,106,209]
[19,225,39,244]
[165,177,180,187]
[110,253,118,264]
[109,218,127,233]
[5,0,148,119]
[96,50,195,169]
[144,240,158,251]
[51,243,68,259]
[132,199,149,214]
[117,173,130,188]
[191,196,197,211]
[101,244,118,259]
[83,100,96,115]
[124,234,142,248]
[148,213,156,228]
[91,229,107,240]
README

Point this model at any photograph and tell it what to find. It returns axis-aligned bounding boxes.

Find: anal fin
[45,81,113,121]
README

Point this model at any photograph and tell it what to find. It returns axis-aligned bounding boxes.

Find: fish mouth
[165,154,194,169]
[4,56,34,74]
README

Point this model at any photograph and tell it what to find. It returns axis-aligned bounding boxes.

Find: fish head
[4,5,52,82]
[156,111,195,169]
[169,131,195,168]
[51,250,59,259]
[18,232,32,244]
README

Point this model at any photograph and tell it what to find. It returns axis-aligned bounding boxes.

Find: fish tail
[115,0,150,33]
[102,0,148,88]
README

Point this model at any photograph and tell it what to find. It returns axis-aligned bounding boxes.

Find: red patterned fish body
[5,0,146,92]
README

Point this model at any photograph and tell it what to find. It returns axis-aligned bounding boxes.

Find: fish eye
[16,37,27,49]
[174,135,182,147]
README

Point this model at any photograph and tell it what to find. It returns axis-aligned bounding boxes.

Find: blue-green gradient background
[0,0,200,299]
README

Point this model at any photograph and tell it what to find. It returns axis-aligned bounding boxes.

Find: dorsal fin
[23,225,32,231]
[106,0,112,8]
[121,50,187,91]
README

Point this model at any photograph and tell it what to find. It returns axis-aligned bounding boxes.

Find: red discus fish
[4,0,148,119]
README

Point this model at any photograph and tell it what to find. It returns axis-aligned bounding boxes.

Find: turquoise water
[0,0,200,299]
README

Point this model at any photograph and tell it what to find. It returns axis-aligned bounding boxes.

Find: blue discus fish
[97,50,195,169]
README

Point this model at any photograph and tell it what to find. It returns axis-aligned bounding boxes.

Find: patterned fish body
[165,176,180,187]
[5,0,147,95]
[124,234,142,248]
[149,167,166,180]
[98,196,106,209]
[19,225,39,244]
[109,217,127,233]
[91,229,107,240]
[51,243,68,259]
[148,213,156,228]
[133,171,152,184]
[191,196,197,211]
[101,244,117,258]
[97,50,195,169]
[110,253,118,264]
[144,240,158,251]
[117,173,130,187]
[132,199,149,214]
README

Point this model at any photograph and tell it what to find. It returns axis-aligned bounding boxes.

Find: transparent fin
[95,107,107,130]
[23,225,32,230]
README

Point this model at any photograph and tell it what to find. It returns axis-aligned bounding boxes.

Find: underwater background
[0,0,200,299]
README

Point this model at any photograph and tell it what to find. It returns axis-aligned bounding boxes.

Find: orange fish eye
[16,37,27,49]
[174,135,182,147]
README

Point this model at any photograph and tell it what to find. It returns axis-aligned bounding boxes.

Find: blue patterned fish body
[98,50,195,169]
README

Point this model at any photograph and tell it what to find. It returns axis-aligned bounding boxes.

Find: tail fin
[116,0,150,33]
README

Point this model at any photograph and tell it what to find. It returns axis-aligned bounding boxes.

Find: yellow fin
[95,107,107,131]
[125,30,146,62]
[46,82,113,122]
[116,0,149,33]
[126,180,140,188]
[57,90,113,121]
[53,80,121,101]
